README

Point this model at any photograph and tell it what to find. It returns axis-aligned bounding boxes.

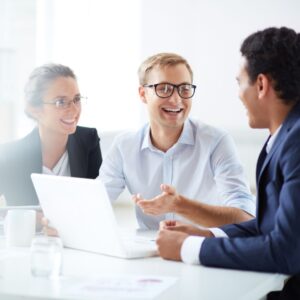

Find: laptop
[31,174,158,259]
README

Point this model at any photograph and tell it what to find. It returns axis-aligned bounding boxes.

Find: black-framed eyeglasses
[43,95,87,109]
[143,83,196,99]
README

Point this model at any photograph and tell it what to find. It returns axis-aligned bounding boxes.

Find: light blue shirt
[99,118,255,229]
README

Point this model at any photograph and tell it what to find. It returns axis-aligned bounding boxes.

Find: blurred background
[1,0,300,193]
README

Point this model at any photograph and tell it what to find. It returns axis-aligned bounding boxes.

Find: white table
[0,239,288,300]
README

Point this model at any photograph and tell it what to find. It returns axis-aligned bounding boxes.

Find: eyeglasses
[43,95,86,109]
[143,83,196,99]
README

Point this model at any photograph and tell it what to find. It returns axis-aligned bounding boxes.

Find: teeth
[163,108,182,112]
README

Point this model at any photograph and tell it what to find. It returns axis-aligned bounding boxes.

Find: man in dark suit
[156,27,300,298]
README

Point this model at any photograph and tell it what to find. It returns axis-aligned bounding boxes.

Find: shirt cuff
[180,236,205,265]
[209,227,228,238]
[180,228,228,265]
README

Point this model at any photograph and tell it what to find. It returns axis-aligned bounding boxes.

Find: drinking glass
[30,236,63,279]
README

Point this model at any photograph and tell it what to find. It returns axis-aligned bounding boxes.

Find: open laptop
[31,174,158,259]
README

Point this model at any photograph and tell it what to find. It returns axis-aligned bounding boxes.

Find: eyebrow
[54,93,81,99]
[157,82,192,85]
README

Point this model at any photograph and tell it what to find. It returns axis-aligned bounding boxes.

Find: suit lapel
[257,102,300,185]
[257,130,285,183]
[28,128,43,173]
[67,132,86,177]
[256,137,269,183]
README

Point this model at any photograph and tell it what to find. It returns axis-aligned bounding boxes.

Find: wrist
[172,194,186,213]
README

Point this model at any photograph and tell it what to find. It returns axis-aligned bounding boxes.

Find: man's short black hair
[241,27,300,105]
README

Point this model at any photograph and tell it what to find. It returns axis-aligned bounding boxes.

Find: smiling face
[139,64,193,132]
[237,57,269,129]
[33,76,81,136]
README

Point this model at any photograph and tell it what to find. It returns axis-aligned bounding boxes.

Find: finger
[159,220,168,230]
[43,226,59,237]
[132,194,138,204]
[162,220,176,228]
[160,184,176,195]
[166,225,187,232]
[41,217,49,226]
[141,208,159,216]
[165,226,179,231]
[36,211,44,224]
[136,200,153,209]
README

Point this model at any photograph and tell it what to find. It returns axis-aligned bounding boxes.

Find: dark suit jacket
[200,102,300,275]
[0,126,102,205]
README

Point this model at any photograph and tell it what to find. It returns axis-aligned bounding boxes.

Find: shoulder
[114,126,146,145]
[112,124,147,149]
[281,120,300,160]
[0,129,41,171]
[0,129,40,158]
[72,126,100,144]
[189,118,230,146]
[74,126,99,138]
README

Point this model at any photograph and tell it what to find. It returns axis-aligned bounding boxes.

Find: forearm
[173,196,253,227]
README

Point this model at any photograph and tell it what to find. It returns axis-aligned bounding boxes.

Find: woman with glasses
[0,64,102,205]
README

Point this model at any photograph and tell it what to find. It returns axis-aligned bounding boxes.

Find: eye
[55,98,67,107]
[157,84,172,94]
[179,84,194,96]
[73,96,81,103]
[181,84,192,91]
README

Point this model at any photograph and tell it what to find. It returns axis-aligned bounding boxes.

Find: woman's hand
[41,217,59,237]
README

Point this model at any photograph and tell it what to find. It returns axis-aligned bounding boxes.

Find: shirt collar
[266,125,282,154]
[141,119,195,151]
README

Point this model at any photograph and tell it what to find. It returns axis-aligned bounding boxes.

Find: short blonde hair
[138,52,193,85]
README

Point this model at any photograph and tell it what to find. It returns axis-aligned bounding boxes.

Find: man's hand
[160,220,213,237]
[156,229,189,261]
[133,184,180,215]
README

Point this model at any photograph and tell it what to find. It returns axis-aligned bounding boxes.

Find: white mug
[4,209,36,247]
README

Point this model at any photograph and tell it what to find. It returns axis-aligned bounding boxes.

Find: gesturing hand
[133,184,180,215]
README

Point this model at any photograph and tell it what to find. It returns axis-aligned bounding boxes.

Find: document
[63,275,177,299]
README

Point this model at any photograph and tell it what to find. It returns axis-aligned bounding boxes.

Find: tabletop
[0,238,288,300]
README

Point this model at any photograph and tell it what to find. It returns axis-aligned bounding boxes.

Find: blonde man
[100,52,255,229]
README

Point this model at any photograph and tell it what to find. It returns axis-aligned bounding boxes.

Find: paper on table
[62,275,177,299]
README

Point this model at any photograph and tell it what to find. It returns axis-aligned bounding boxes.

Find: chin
[62,126,77,135]
[248,120,260,129]
[69,127,77,134]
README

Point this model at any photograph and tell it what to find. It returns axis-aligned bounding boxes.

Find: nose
[168,88,183,104]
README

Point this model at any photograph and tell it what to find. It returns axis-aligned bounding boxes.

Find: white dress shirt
[181,125,282,265]
[100,118,255,229]
[42,151,70,176]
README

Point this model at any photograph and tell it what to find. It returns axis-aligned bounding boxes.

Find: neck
[268,101,295,135]
[38,126,68,169]
[150,123,184,152]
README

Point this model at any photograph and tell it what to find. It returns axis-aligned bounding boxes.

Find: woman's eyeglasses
[43,95,87,109]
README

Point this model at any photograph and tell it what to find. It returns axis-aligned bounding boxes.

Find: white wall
[0,0,36,141]
[35,0,142,132]
[139,0,300,189]
[139,0,300,130]
[2,0,300,189]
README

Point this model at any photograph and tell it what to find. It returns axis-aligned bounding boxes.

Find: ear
[138,86,147,104]
[256,74,270,100]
